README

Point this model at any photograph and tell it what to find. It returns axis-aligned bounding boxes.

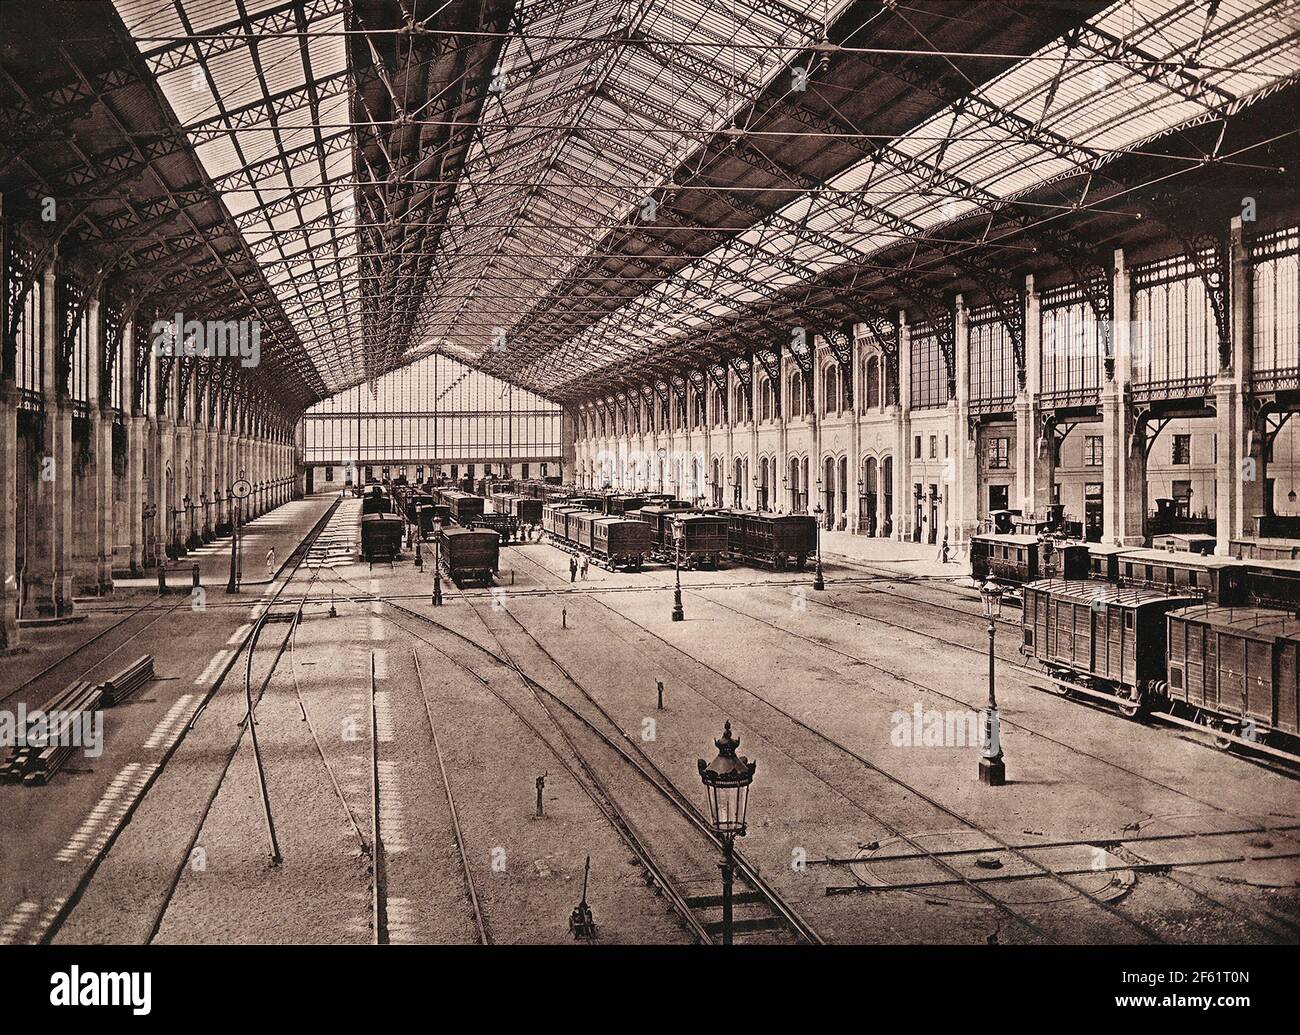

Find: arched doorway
[863,458,878,536]
[882,456,893,537]
[822,456,835,526]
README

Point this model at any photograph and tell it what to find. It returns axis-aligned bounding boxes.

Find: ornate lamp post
[812,502,825,591]
[979,576,1005,786]
[432,517,444,607]
[698,721,756,945]
[671,515,685,622]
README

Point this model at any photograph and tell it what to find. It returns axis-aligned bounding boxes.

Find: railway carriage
[1243,558,1300,610]
[542,503,587,540]
[1085,543,1140,583]
[360,513,403,562]
[361,488,392,517]
[591,517,650,571]
[491,492,543,525]
[1021,579,1196,716]
[1230,538,1300,561]
[603,494,649,516]
[1114,549,1246,606]
[438,526,499,586]
[568,510,600,553]
[470,513,518,542]
[720,511,817,570]
[637,507,727,567]
[970,533,1089,587]
[1149,533,1216,555]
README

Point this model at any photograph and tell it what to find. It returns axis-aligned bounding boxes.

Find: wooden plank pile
[1,680,103,785]
[2,654,156,785]
[100,655,154,706]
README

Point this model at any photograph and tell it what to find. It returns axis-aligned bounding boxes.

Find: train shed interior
[1,0,1299,972]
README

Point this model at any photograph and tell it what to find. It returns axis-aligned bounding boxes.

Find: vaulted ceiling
[2,0,1296,413]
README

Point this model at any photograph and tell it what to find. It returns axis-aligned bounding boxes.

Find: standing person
[265,546,276,576]
[580,556,589,581]
[569,555,578,582]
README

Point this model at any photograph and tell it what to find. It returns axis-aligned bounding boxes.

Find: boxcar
[591,517,650,571]
[439,489,485,525]
[360,513,403,562]
[1021,579,1196,715]
[970,534,1088,587]
[1115,549,1246,606]
[438,527,499,585]
[1165,605,1300,748]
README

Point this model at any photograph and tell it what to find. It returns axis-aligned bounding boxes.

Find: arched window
[789,371,803,417]
[759,457,769,511]
[733,456,744,507]
[865,356,880,410]
[824,365,839,414]
[789,456,801,512]
[712,457,722,506]
[760,377,773,421]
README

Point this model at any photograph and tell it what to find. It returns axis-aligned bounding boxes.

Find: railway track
[2,593,186,707]
[26,501,343,946]
[323,566,818,945]
[508,548,1300,944]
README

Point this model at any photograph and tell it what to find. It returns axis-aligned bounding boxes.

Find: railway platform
[0,494,338,946]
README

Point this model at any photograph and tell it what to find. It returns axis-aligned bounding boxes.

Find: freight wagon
[1165,605,1300,752]
[1021,579,1196,717]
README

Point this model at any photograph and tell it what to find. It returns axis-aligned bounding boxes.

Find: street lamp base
[671,605,685,622]
[978,756,1006,786]
[813,566,825,591]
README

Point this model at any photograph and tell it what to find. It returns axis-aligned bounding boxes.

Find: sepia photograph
[0,0,1296,1018]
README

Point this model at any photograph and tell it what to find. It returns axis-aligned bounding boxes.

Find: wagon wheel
[1043,668,1073,697]
[1116,683,1147,720]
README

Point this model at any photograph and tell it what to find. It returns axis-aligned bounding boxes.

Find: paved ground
[5,504,1298,945]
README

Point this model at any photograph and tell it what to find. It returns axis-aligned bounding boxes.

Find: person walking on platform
[569,555,578,582]
[580,556,590,581]
[266,546,276,576]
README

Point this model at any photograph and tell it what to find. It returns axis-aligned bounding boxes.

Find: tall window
[1084,436,1103,467]
[864,356,880,409]
[760,377,773,421]
[1172,434,1191,465]
[789,371,803,417]
[987,438,1010,469]
[823,365,838,414]
[909,326,949,409]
